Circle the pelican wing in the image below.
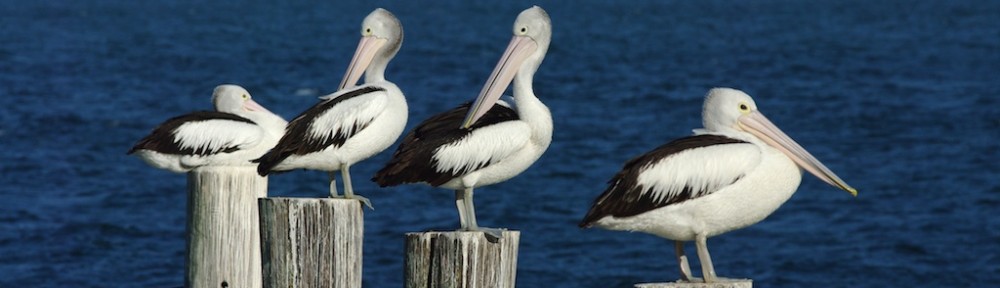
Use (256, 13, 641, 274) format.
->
(310, 86, 389, 148)
(254, 86, 388, 173)
(373, 101, 520, 187)
(433, 120, 530, 175)
(128, 111, 262, 156)
(580, 134, 757, 227)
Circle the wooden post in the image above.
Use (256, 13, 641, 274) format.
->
(186, 166, 265, 288)
(404, 231, 520, 288)
(258, 198, 363, 288)
(635, 279, 752, 288)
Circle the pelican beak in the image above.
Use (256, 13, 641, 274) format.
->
(243, 98, 273, 115)
(461, 35, 537, 129)
(738, 111, 858, 196)
(339, 36, 388, 90)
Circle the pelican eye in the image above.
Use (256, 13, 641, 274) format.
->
(519, 27, 527, 34)
(242, 94, 249, 100)
(738, 103, 750, 113)
(364, 27, 372, 35)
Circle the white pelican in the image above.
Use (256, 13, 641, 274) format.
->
(255, 8, 406, 209)
(129, 84, 287, 172)
(373, 6, 552, 239)
(579, 88, 857, 283)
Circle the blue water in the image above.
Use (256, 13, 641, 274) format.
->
(1, 0, 998, 287)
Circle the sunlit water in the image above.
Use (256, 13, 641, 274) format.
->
(1, 0, 998, 287)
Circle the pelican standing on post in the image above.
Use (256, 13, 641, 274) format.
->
(129, 84, 287, 172)
(373, 6, 552, 239)
(255, 8, 407, 209)
(579, 88, 857, 283)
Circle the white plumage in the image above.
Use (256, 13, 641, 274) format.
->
(580, 88, 856, 283)
(307, 91, 387, 144)
(264, 84, 404, 172)
(592, 141, 798, 241)
(129, 84, 287, 173)
(433, 105, 532, 176)
(255, 9, 406, 208)
(373, 7, 552, 239)
(173, 121, 263, 154)
(635, 144, 760, 207)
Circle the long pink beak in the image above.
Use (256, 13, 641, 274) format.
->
(461, 35, 537, 129)
(243, 98, 273, 115)
(339, 36, 387, 90)
(738, 111, 858, 196)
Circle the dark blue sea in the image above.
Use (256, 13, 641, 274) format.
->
(2, 0, 998, 287)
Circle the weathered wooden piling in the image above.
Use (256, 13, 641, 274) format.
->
(258, 197, 364, 288)
(404, 230, 520, 288)
(635, 279, 752, 288)
(186, 166, 265, 288)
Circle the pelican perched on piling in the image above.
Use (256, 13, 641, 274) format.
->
(373, 6, 552, 239)
(255, 9, 407, 209)
(579, 88, 857, 283)
(129, 84, 287, 172)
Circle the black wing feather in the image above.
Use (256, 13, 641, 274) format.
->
(128, 111, 254, 156)
(255, 86, 385, 175)
(372, 101, 519, 187)
(579, 134, 748, 227)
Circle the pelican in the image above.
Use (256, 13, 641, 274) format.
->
(128, 84, 287, 172)
(579, 88, 857, 283)
(372, 6, 552, 239)
(254, 8, 406, 209)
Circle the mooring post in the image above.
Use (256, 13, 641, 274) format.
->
(635, 279, 752, 288)
(404, 230, 520, 288)
(258, 197, 363, 288)
(186, 166, 265, 288)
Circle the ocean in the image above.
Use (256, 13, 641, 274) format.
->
(1, 0, 997, 287)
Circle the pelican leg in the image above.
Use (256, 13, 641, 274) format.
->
(328, 171, 339, 197)
(340, 164, 372, 209)
(695, 233, 718, 283)
(455, 190, 469, 230)
(463, 188, 479, 230)
(461, 187, 503, 242)
(675, 241, 696, 282)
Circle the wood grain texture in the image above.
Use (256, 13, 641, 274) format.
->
(186, 166, 266, 288)
(405, 231, 519, 288)
(259, 197, 363, 288)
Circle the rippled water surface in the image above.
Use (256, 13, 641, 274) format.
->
(1, 0, 998, 287)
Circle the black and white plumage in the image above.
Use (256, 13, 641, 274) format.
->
(580, 134, 749, 221)
(255, 8, 406, 208)
(579, 88, 857, 283)
(373, 101, 520, 186)
(128, 84, 287, 173)
(373, 6, 552, 239)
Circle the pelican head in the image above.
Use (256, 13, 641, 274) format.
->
(704, 88, 858, 196)
(461, 6, 551, 128)
(212, 84, 272, 115)
(339, 8, 403, 89)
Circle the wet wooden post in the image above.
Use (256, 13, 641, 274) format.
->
(258, 198, 363, 288)
(635, 279, 752, 288)
(404, 230, 520, 288)
(186, 166, 265, 288)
